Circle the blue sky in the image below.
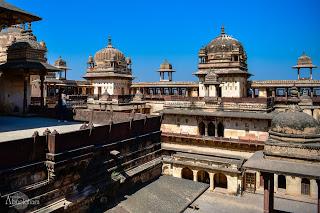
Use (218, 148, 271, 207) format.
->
(8, 0, 320, 82)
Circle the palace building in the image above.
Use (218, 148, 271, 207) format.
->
(0, 0, 319, 212)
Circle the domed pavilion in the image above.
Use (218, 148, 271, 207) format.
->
(194, 26, 251, 98)
(83, 36, 133, 99)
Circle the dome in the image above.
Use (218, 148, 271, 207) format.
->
(271, 107, 320, 135)
(54, 56, 67, 68)
(94, 36, 126, 65)
(293, 52, 317, 69)
(159, 59, 173, 71)
(205, 26, 245, 55)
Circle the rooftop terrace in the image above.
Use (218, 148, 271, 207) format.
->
(0, 116, 83, 142)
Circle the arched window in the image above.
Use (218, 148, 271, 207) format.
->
(217, 122, 224, 137)
(278, 175, 286, 189)
(181, 167, 193, 180)
(197, 170, 210, 184)
(301, 178, 310, 195)
(214, 173, 227, 189)
(198, 122, 205, 136)
(208, 122, 215, 136)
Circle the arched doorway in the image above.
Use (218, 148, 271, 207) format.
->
(278, 175, 286, 189)
(217, 122, 224, 137)
(301, 178, 310, 195)
(181, 167, 193, 180)
(198, 122, 205, 136)
(214, 173, 227, 189)
(208, 122, 215, 136)
(197, 170, 210, 184)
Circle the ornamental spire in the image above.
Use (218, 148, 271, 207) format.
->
(221, 25, 225, 35)
(107, 35, 112, 47)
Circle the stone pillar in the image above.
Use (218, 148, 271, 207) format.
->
(214, 120, 218, 137)
(274, 174, 278, 193)
(40, 74, 45, 109)
(262, 172, 274, 213)
(23, 74, 29, 114)
(256, 172, 261, 190)
(271, 89, 275, 98)
(311, 179, 318, 199)
(209, 172, 214, 191)
(173, 166, 182, 178)
(317, 179, 320, 213)
(205, 123, 208, 136)
(193, 170, 198, 182)
(310, 68, 313, 80)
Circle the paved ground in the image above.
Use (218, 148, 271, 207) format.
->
(106, 176, 209, 213)
(184, 189, 317, 213)
(0, 116, 83, 142)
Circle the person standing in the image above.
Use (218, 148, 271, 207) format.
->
(58, 89, 67, 122)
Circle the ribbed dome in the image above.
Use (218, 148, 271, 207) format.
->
(94, 36, 126, 65)
(160, 59, 172, 70)
(271, 109, 320, 135)
(54, 56, 67, 68)
(206, 26, 244, 54)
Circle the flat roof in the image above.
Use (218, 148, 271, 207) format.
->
(0, 116, 83, 142)
(244, 151, 320, 179)
(105, 176, 208, 213)
(163, 109, 273, 120)
(132, 81, 198, 87)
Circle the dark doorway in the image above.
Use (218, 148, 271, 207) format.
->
(181, 167, 193, 180)
(217, 122, 224, 137)
(208, 122, 215, 136)
(301, 178, 310, 195)
(278, 175, 286, 189)
(199, 122, 205, 136)
(214, 173, 227, 189)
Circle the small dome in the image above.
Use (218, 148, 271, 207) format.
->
(298, 53, 312, 66)
(271, 107, 320, 135)
(205, 26, 245, 55)
(54, 56, 67, 68)
(159, 59, 173, 70)
(94, 36, 126, 65)
(293, 52, 317, 69)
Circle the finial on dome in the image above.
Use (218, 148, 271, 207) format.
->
(221, 25, 225, 35)
(108, 35, 112, 47)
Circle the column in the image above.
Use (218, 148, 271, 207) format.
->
(205, 123, 208, 136)
(317, 179, 320, 213)
(271, 89, 275, 98)
(40, 74, 44, 109)
(262, 172, 274, 213)
(193, 170, 198, 182)
(209, 172, 214, 191)
(310, 68, 313, 80)
(214, 120, 218, 137)
(23, 74, 29, 114)
(298, 68, 300, 80)
(274, 174, 278, 193)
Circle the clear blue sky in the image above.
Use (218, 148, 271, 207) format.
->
(8, 0, 320, 82)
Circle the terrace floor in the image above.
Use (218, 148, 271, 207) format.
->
(0, 116, 83, 142)
(185, 189, 317, 213)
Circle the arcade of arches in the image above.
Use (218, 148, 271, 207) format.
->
(166, 165, 239, 195)
(198, 121, 224, 137)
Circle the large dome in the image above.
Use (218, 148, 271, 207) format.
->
(205, 26, 245, 54)
(271, 107, 320, 135)
(94, 36, 126, 65)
